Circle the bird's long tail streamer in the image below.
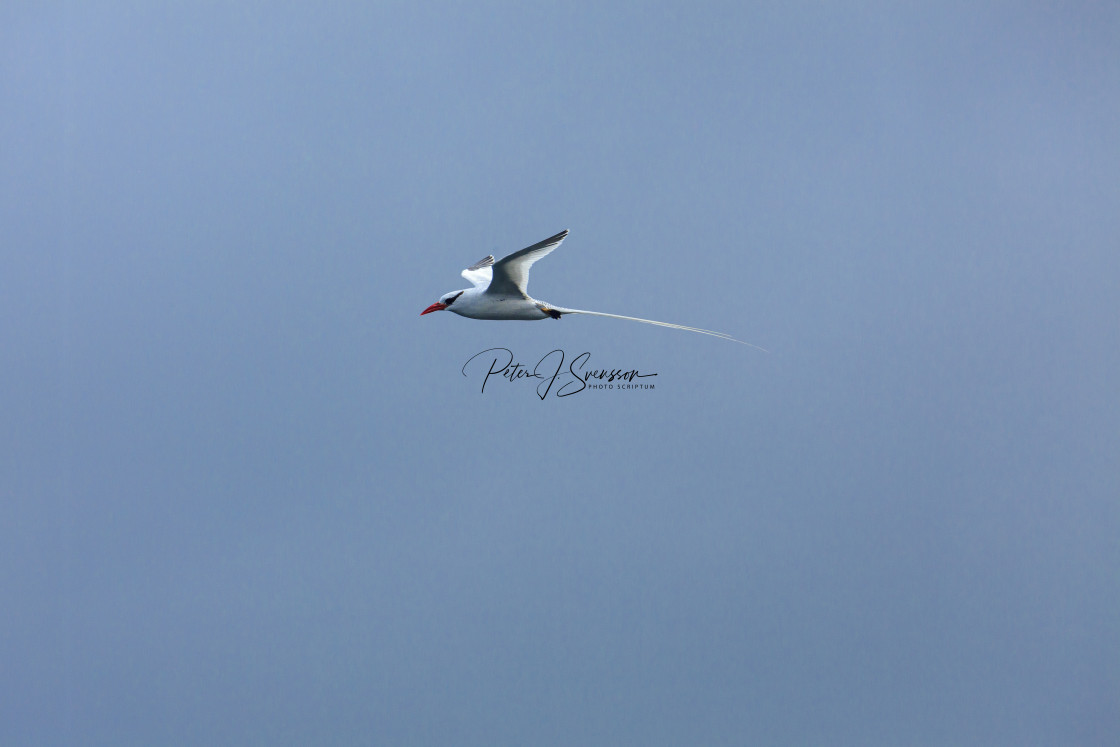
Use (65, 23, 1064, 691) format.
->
(553, 307, 768, 352)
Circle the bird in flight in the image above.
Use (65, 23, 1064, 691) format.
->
(421, 229, 765, 349)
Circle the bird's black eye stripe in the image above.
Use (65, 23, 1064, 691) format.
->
(446, 291, 465, 306)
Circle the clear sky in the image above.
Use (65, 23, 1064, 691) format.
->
(2, 2, 1117, 744)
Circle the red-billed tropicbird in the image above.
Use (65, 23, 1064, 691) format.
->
(421, 229, 765, 348)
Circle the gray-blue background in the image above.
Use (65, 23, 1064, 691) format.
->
(3, 2, 1117, 744)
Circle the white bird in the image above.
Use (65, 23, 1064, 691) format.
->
(421, 229, 765, 349)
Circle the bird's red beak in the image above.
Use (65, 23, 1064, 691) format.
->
(420, 302, 447, 315)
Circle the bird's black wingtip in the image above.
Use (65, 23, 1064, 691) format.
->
(467, 255, 495, 271)
(510, 229, 571, 257)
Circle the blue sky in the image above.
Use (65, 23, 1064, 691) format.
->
(2, 2, 1117, 744)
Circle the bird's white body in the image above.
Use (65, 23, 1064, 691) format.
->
(446, 290, 554, 320)
(421, 229, 764, 349)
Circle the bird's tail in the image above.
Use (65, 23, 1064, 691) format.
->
(552, 307, 768, 351)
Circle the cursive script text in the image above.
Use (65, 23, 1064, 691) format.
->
(461, 348, 657, 399)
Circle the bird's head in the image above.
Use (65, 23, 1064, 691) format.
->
(421, 290, 465, 315)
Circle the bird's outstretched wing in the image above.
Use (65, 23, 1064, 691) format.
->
(461, 256, 494, 289)
(486, 230, 569, 298)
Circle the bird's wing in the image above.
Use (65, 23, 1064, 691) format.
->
(461, 256, 494, 289)
(485, 230, 569, 298)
